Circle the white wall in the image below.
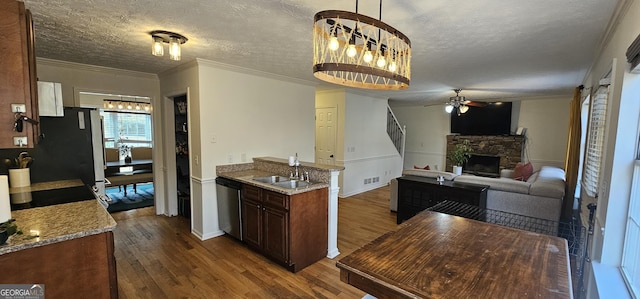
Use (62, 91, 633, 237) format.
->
(342, 92, 402, 197)
(160, 59, 317, 240)
(316, 89, 402, 197)
(392, 104, 450, 171)
(392, 97, 570, 173)
(518, 96, 570, 169)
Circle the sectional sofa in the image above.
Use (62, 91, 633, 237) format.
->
(389, 166, 566, 222)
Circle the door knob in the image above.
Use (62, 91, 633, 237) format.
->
(330, 154, 334, 158)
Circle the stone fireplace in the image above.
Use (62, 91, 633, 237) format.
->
(446, 135, 525, 174)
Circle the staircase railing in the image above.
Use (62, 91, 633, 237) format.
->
(387, 106, 406, 168)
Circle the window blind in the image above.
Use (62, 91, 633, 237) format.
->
(582, 84, 609, 197)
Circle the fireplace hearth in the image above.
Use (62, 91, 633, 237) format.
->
(464, 154, 501, 177)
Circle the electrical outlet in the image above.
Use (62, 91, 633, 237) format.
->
(194, 155, 199, 165)
(13, 137, 27, 147)
(373, 177, 379, 183)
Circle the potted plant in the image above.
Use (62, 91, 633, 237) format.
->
(449, 140, 473, 175)
(119, 144, 132, 163)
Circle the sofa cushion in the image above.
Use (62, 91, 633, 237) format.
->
(402, 169, 458, 180)
(454, 175, 531, 194)
(513, 162, 534, 181)
(528, 166, 565, 198)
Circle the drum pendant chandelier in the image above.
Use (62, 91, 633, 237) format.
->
(313, 0, 411, 90)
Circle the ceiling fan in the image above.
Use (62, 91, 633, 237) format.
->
(445, 89, 485, 115)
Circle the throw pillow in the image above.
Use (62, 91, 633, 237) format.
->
(413, 164, 430, 170)
(513, 162, 533, 181)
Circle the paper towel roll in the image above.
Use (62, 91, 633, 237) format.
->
(0, 175, 11, 223)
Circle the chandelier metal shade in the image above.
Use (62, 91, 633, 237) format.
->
(445, 89, 470, 115)
(150, 30, 188, 61)
(313, 0, 411, 90)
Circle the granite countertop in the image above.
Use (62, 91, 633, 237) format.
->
(218, 169, 329, 195)
(0, 200, 117, 255)
(9, 179, 85, 194)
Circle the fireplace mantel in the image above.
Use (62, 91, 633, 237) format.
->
(446, 135, 525, 172)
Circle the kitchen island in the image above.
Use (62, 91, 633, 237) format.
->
(1, 184, 117, 298)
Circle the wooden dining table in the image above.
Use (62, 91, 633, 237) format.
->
(336, 210, 573, 298)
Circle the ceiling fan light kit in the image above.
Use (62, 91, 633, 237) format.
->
(446, 89, 470, 115)
(313, 0, 411, 90)
(150, 30, 188, 61)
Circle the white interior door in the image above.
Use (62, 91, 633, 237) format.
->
(315, 107, 337, 165)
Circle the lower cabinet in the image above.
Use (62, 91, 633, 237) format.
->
(241, 184, 328, 272)
(0, 232, 117, 298)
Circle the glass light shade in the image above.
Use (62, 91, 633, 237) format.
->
(135, 104, 141, 110)
(459, 105, 469, 113)
(152, 36, 164, 56)
(117, 103, 124, 109)
(363, 50, 373, 63)
(445, 105, 454, 113)
(328, 36, 340, 51)
(127, 103, 133, 110)
(169, 37, 181, 61)
(346, 44, 357, 57)
(144, 105, 150, 112)
(108, 102, 114, 109)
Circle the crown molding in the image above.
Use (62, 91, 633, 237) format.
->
(194, 58, 317, 87)
(36, 57, 159, 80)
(157, 59, 199, 79)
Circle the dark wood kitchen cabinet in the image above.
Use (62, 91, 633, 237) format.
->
(0, 0, 39, 148)
(241, 184, 328, 272)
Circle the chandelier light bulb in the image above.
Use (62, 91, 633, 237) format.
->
(127, 103, 133, 110)
(117, 103, 124, 109)
(388, 60, 397, 72)
(346, 44, 357, 57)
(144, 105, 150, 112)
(169, 36, 181, 61)
(108, 102, 114, 109)
(135, 104, 141, 110)
(151, 36, 164, 56)
(376, 56, 386, 68)
(445, 105, 454, 113)
(328, 36, 340, 51)
(363, 50, 373, 63)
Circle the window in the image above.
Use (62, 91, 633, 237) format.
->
(622, 162, 640, 297)
(582, 83, 609, 197)
(100, 111, 153, 149)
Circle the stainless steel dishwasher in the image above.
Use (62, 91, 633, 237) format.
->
(215, 177, 242, 240)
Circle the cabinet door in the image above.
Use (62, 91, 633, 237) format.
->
(262, 206, 289, 264)
(241, 199, 262, 249)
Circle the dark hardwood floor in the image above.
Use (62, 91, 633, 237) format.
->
(111, 185, 397, 298)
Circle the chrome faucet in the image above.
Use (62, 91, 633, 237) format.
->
(290, 153, 300, 180)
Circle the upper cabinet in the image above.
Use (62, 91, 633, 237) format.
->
(0, 0, 39, 148)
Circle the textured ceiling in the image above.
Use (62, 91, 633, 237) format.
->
(22, 0, 620, 105)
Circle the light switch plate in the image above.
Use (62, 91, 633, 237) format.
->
(13, 136, 28, 146)
(11, 104, 26, 113)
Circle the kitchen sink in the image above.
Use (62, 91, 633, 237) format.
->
(273, 180, 310, 189)
(253, 175, 290, 184)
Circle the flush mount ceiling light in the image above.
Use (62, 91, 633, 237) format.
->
(445, 89, 470, 116)
(313, 0, 411, 90)
(150, 30, 188, 61)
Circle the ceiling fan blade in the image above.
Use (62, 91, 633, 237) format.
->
(464, 101, 486, 107)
